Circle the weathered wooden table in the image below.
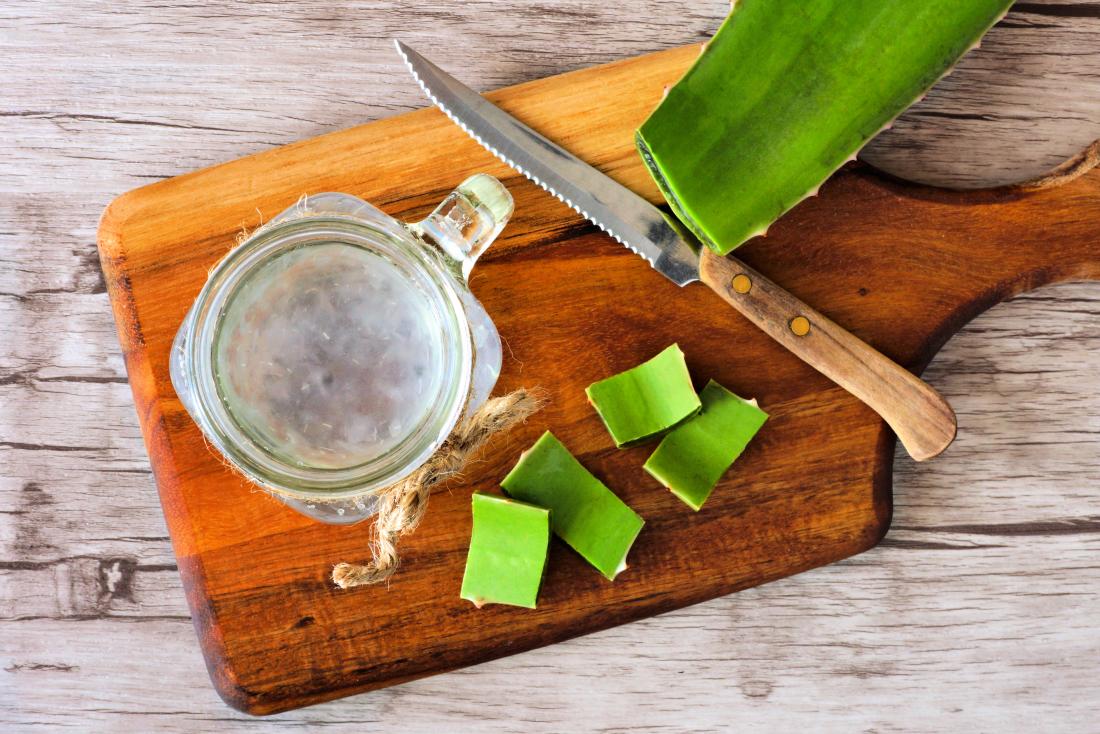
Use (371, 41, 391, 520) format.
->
(3, 2, 1098, 731)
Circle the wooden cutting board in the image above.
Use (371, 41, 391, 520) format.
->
(97, 44, 1100, 714)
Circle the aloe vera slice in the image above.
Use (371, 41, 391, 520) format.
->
(585, 344, 701, 447)
(636, 0, 1013, 254)
(644, 380, 768, 511)
(501, 432, 644, 580)
(460, 492, 550, 609)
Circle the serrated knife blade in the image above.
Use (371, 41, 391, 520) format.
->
(395, 40, 700, 286)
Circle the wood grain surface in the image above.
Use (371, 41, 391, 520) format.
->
(3, 0, 1099, 731)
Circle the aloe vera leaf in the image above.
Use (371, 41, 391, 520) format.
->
(501, 432, 644, 580)
(643, 380, 768, 511)
(460, 492, 550, 609)
(636, 0, 1013, 254)
(585, 343, 701, 447)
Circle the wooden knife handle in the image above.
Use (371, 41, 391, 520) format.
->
(698, 248, 957, 461)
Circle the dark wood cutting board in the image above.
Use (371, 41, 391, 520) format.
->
(97, 44, 1100, 714)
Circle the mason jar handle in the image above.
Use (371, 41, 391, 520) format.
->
(414, 174, 514, 280)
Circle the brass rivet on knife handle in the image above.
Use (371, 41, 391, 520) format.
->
(698, 248, 957, 462)
(731, 274, 752, 294)
(789, 316, 811, 336)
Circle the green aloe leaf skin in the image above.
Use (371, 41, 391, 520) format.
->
(502, 432, 645, 580)
(586, 343, 701, 447)
(644, 380, 768, 511)
(460, 492, 550, 609)
(636, 0, 1014, 254)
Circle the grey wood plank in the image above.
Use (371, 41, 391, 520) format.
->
(2, 1, 1098, 730)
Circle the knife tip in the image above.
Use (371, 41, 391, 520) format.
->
(393, 39, 414, 59)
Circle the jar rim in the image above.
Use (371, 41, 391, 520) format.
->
(181, 212, 473, 499)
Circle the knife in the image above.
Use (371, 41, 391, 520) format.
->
(395, 41, 957, 462)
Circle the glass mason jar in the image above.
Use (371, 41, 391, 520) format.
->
(170, 175, 513, 525)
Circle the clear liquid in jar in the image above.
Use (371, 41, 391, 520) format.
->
(214, 242, 446, 470)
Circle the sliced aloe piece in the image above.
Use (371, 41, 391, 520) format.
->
(636, 0, 1013, 254)
(586, 343, 701, 447)
(644, 380, 768, 511)
(501, 432, 644, 580)
(460, 492, 550, 609)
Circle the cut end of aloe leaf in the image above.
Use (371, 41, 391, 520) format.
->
(586, 343, 701, 447)
(636, 0, 1014, 254)
(460, 492, 550, 609)
(502, 431, 644, 580)
(644, 380, 768, 511)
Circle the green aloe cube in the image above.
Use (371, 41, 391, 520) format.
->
(586, 343, 701, 447)
(644, 380, 768, 511)
(460, 492, 550, 609)
(502, 432, 644, 580)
